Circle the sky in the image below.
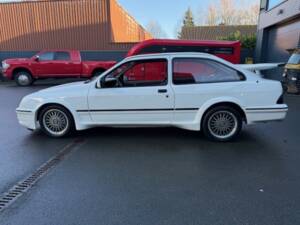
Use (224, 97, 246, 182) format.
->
(118, 0, 259, 38)
(118, 0, 212, 38)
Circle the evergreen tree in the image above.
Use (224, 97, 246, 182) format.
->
(183, 7, 195, 27)
(178, 7, 195, 39)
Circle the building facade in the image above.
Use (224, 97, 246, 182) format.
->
(255, 0, 300, 79)
(0, 0, 152, 61)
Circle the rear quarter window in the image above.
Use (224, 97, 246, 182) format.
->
(173, 58, 244, 85)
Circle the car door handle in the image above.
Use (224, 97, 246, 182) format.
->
(158, 89, 167, 93)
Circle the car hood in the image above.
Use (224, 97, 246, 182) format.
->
(18, 81, 92, 111)
(39, 81, 88, 93)
(4, 58, 31, 64)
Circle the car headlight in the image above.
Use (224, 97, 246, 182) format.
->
(2, 61, 10, 69)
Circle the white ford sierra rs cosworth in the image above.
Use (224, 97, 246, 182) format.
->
(16, 53, 288, 142)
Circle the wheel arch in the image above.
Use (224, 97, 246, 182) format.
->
(197, 99, 247, 129)
(12, 67, 33, 79)
(36, 103, 76, 128)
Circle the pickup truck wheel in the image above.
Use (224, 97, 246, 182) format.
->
(202, 106, 242, 142)
(92, 70, 105, 77)
(39, 105, 74, 138)
(15, 71, 33, 86)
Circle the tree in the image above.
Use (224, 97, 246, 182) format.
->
(202, 0, 259, 26)
(145, 20, 168, 38)
(219, 0, 236, 25)
(178, 7, 195, 38)
(218, 30, 257, 49)
(206, 5, 218, 26)
(183, 7, 195, 27)
(235, 4, 259, 25)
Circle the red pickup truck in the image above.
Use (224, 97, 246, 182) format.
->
(1, 50, 116, 86)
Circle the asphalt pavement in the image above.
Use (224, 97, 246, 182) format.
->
(0, 81, 300, 225)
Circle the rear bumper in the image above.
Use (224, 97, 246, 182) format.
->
(245, 105, 288, 124)
(16, 109, 37, 130)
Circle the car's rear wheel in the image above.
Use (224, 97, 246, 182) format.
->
(39, 105, 74, 138)
(202, 106, 242, 142)
(15, 71, 33, 86)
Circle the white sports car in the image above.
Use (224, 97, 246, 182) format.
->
(16, 53, 288, 141)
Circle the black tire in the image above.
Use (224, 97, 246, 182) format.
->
(14, 71, 33, 86)
(202, 106, 242, 142)
(39, 105, 75, 138)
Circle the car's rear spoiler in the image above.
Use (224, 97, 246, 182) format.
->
(237, 63, 286, 75)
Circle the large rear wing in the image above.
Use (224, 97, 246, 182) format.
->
(237, 63, 286, 75)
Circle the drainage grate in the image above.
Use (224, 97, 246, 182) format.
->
(0, 138, 84, 212)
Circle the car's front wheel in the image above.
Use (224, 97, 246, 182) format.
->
(202, 106, 242, 142)
(15, 71, 33, 86)
(39, 105, 74, 138)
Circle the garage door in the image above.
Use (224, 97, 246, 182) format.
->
(265, 18, 300, 79)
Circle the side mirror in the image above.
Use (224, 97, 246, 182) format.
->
(104, 77, 117, 88)
(99, 77, 117, 88)
(34, 55, 40, 62)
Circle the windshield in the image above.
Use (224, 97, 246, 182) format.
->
(288, 53, 300, 64)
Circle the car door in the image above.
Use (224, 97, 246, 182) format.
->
(32, 51, 56, 76)
(53, 51, 81, 76)
(87, 58, 174, 125)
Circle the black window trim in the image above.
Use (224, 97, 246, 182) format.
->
(99, 58, 169, 89)
(171, 57, 246, 85)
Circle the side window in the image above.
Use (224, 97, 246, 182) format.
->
(39, 52, 54, 61)
(173, 58, 244, 85)
(54, 52, 71, 60)
(103, 59, 167, 88)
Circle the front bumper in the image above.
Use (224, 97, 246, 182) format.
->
(0, 67, 5, 81)
(0, 67, 13, 80)
(16, 109, 37, 130)
(245, 105, 288, 124)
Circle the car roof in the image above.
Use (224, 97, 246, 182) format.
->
(125, 52, 219, 61)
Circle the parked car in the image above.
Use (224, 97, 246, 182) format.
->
(283, 49, 300, 94)
(127, 39, 241, 64)
(16, 53, 288, 142)
(1, 50, 116, 86)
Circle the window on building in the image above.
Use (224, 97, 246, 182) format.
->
(54, 52, 71, 61)
(173, 58, 244, 85)
(267, 0, 285, 10)
(104, 59, 167, 87)
(39, 52, 55, 61)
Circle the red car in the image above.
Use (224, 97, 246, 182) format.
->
(1, 50, 116, 86)
(127, 39, 241, 64)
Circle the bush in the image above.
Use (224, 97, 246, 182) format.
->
(218, 30, 257, 50)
